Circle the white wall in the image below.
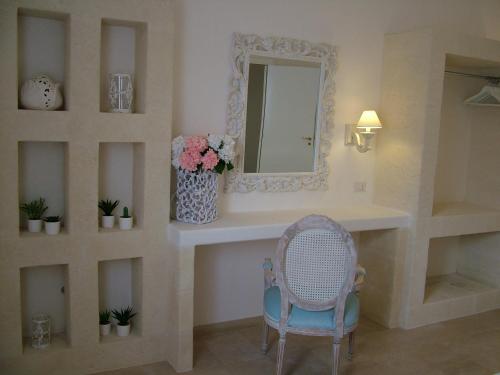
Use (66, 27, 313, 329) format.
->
(174, 0, 500, 213)
(19, 142, 66, 227)
(21, 265, 67, 336)
(174, 0, 500, 325)
(99, 143, 135, 218)
(102, 25, 135, 75)
(18, 15, 65, 86)
(99, 259, 133, 312)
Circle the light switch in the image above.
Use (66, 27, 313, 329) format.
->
(353, 181, 367, 192)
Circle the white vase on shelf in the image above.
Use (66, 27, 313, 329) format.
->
(108, 73, 133, 113)
(20, 74, 63, 110)
(119, 217, 133, 230)
(116, 324, 130, 337)
(99, 323, 111, 336)
(45, 221, 61, 235)
(28, 219, 43, 233)
(32, 314, 51, 349)
(101, 215, 115, 229)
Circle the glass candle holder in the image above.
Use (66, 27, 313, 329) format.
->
(108, 73, 134, 113)
(32, 314, 51, 349)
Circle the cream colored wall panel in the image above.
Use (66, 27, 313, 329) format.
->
(376, 29, 500, 329)
(0, 0, 173, 373)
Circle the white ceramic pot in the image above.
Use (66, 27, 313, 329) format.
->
(45, 221, 61, 235)
(20, 74, 63, 110)
(116, 324, 130, 337)
(102, 215, 115, 229)
(28, 219, 43, 233)
(99, 323, 111, 336)
(119, 217, 133, 230)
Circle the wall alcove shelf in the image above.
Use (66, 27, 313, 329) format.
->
(18, 141, 68, 235)
(100, 19, 147, 114)
(98, 258, 143, 342)
(376, 30, 500, 329)
(445, 70, 500, 106)
(425, 233, 500, 304)
(0, 1, 173, 374)
(20, 264, 70, 352)
(17, 8, 69, 111)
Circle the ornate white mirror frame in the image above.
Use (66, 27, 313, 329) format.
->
(225, 33, 336, 193)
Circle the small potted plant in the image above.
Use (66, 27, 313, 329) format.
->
(99, 309, 111, 336)
(98, 199, 119, 229)
(20, 197, 48, 233)
(119, 207, 133, 230)
(44, 216, 61, 235)
(112, 306, 136, 337)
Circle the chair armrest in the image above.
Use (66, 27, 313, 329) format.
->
(353, 265, 366, 293)
(263, 258, 275, 290)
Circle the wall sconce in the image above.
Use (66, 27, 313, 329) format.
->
(345, 110, 382, 153)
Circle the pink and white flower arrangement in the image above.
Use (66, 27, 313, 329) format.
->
(172, 135, 235, 174)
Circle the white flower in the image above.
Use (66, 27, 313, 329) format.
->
(219, 143, 235, 163)
(223, 135, 235, 149)
(208, 134, 223, 150)
(218, 135, 235, 163)
(171, 135, 185, 168)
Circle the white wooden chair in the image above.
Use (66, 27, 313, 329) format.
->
(261, 215, 365, 375)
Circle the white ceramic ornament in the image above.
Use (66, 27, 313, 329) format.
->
(20, 74, 63, 110)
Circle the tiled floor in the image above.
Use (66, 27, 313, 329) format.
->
(96, 310, 500, 375)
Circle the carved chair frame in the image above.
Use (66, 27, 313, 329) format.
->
(269, 214, 358, 337)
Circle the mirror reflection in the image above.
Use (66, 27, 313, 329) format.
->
(243, 56, 321, 173)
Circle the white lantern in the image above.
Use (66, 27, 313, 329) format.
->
(31, 314, 51, 349)
(108, 73, 134, 113)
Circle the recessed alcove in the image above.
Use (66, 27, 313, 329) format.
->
(424, 232, 500, 304)
(432, 54, 500, 217)
(100, 19, 147, 114)
(17, 9, 69, 110)
(98, 142, 144, 231)
(98, 258, 142, 341)
(20, 264, 70, 352)
(18, 141, 68, 234)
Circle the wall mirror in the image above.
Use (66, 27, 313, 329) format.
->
(225, 33, 336, 192)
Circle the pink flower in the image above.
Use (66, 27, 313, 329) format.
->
(201, 149, 219, 171)
(185, 136, 208, 153)
(179, 149, 201, 172)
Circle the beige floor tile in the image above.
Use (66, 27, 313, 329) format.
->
(95, 312, 500, 375)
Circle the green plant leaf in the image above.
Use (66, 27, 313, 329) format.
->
(98, 199, 120, 216)
(214, 160, 225, 174)
(20, 197, 48, 220)
(111, 306, 136, 325)
(99, 309, 111, 324)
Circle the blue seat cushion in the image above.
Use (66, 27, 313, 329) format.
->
(264, 286, 359, 330)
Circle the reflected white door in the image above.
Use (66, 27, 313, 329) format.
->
(258, 65, 320, 173)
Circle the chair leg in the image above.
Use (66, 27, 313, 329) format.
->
(276, 332, 286, 375)
(348, 331, 355, 360)
(332, 337, 341, 375)
(261, 320, 270, 353)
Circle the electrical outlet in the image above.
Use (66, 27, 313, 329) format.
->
(353, 181, 367, 192)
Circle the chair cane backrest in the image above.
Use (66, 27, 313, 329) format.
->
(275, 215, 357, 311)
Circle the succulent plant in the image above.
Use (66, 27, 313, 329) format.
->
(44, 216, 61, 222)
(121, 206, 131, 218)
(20, 197, 48, 220)
(98, 199, 120, 216)
(111, 306, 136, 326)
(99, 309, 111, 325)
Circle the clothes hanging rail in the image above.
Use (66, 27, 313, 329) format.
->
(445, 70, 500, 84)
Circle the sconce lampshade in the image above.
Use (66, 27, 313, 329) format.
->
(356, 110, 382, 132)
